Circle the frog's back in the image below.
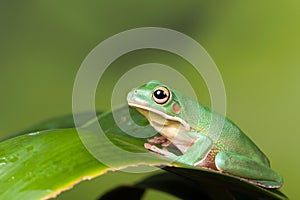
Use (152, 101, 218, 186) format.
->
(194, 104, 270, 167)
(217, 118, 270, 166)
(177, 93, 270, 166)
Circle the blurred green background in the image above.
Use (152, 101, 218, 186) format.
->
(0, 1, 299, 199)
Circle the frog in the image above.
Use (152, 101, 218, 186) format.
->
(127, 80, 283, 188)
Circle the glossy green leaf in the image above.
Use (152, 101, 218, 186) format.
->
(0, 106, 287, 199)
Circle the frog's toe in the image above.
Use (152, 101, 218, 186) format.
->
(144, 143, 175, 157)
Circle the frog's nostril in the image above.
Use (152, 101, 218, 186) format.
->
(134, 90, 138, 94)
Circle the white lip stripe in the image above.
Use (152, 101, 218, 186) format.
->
(128, 102, 190, 131)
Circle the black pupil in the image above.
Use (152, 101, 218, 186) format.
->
(154, 89, 167, 99)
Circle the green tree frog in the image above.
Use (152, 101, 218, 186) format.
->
(127, 80, 283, 188)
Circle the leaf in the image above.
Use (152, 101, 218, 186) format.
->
(0, 107, 172, 199)
(0, 106, 288, 199)
(98, 185, 145, 200)
(162, 167, 288, 200)
(100, 169, 287, 200)
(8, 111, 103, 138)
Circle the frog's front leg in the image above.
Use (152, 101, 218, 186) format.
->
(144, 143, 177, 157)
(215, 152, 283, 188)
(145, 132, 213, 166)
(147, 136, 171, 147)
(175, 132, 213, 165)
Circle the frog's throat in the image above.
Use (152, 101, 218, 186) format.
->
(128, 102, 190, 131)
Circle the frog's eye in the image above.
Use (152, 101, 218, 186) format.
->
(152, 86, 171, 104)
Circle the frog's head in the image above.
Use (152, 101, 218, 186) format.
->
(127, 80, 190, 132)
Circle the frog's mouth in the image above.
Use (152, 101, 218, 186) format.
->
(128, 102, 190, 131)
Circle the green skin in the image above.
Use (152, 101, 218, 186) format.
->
(127, 80, 283, 188)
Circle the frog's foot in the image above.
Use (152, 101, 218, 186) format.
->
(148, 136, 171, 147)
(144, 143, 177, 157)
(215, 152, 283, 188)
